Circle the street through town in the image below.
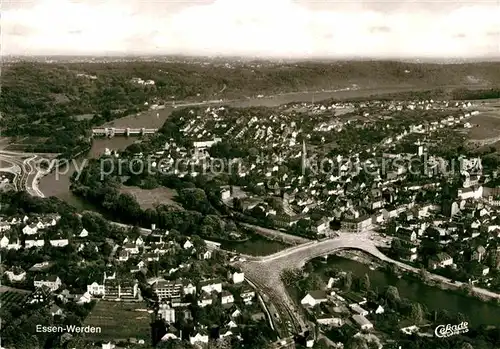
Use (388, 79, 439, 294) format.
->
(235, 229, 500, 336)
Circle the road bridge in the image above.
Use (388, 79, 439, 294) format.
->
(92, 127, 158, 137)
(234, 230, 500, 336)
(233, 232, 377, 335)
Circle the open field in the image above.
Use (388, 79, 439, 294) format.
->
(83, 300, 152, 342)
(3, 136, 51, 152)
(119, 185, 182, 210)
(468, 112, 500, 140)
(467, 100, 500, 144)
(0, 287, 30, 312)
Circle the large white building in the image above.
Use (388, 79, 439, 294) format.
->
(300, 291, 328, 307)
(34, 275, 61, 291)
(200, 280, 222, 294)
(25, 239, 45, 248)
(87, 282, 106, 296)
(154, 280, 183, 300)
(230, 271, 245, 284)
(193, 137, 222, 149)
(158, 304, 176, 324)
(190, 331, 209, 345)
(352, 314, 373, 330)
(457, 186, 483, 200)
(50, 239, 69, 247)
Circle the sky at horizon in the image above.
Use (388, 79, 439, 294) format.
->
(2, 0, 500, 58)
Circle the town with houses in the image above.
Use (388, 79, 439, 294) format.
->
(0, 209, 275, 348)
(2, 1, 500, 344)
(2, 93, 500, 349)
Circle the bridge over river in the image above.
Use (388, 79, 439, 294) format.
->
(92, 127, 158, 137)
(233, 230, 500, 337)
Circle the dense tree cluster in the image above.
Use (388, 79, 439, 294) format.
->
(6, 60, 500, 118)
(451, 88, 500, 100)
(71, 155, 242, 240)
(0, 191, 76, 216)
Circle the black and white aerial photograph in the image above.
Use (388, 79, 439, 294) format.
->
(0, 1, 500, 349)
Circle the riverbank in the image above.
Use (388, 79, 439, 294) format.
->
(221, 233, 290, 256)
(199, 234, 249, 244)
(334, 249, 383, 268)
(309, 254, 500, 326)
(330, 250, 500, 305)
(240, 223, 310, 245)
(31, 168, 45, 198)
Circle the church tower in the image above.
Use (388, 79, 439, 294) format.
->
(301, 139, 307, 173)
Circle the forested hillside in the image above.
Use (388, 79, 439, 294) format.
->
(1, 60, 499, 154)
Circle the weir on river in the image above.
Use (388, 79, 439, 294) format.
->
(91, 127, 158, 137)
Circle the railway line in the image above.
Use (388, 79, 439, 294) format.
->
(246, 273, 304, 337)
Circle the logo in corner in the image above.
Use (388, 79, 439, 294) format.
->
(435, 322, 469, 338)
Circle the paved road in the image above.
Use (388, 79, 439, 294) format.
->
(235, 230, 500, 335)
(240, 223, 311, 245)
(245, 277, 277, 333)
(23, 156, 45, 197)
(0, 153, 25, 191)
(235, 231, 376, 333)
(1, 151, 52, 195)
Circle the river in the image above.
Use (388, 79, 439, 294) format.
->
(323, 255, 500, 326)
(38, 137, 137, 209)
(221, 234, 289, 256)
